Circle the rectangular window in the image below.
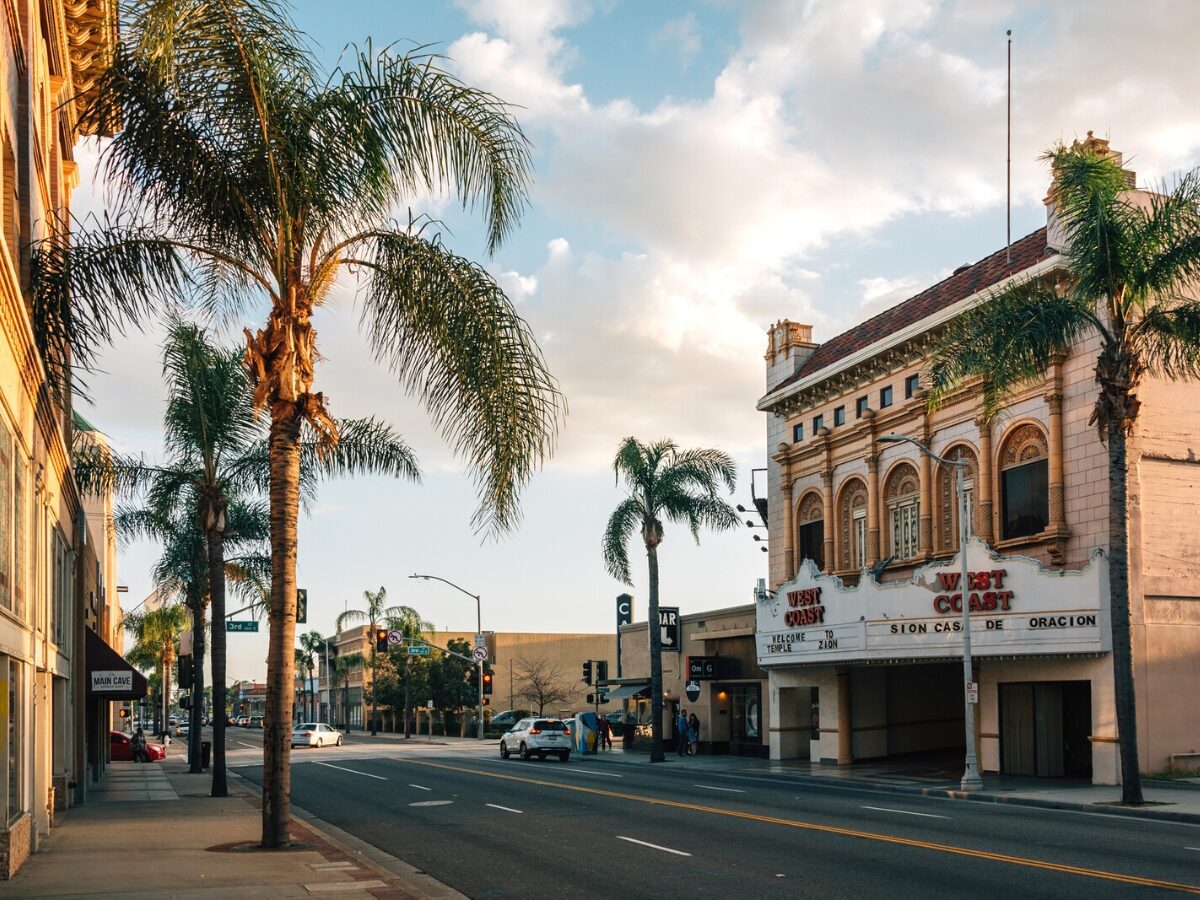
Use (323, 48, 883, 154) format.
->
(13, 458, 24, 618)
(853, 510, 867, 568)
(890, 500, 920, 559)
(856, 396, 869, 418)
(792, 423, 803, 443)
(798, 520, 824, 570)
(833, 406, 845, 427)
(879, 386, 893, 408)
(0, 423, 10, 610)
(812, 414, 824, 433)
(905, 374, 920, 399)
(1002, 460, 1048, 539)
(7, 658, 20, 822)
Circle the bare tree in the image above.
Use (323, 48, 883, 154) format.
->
(514, 657, 573, 715)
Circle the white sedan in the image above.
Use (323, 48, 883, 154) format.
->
(291, 722, 344, 748)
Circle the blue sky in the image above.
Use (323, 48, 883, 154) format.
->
(79, 0, 1200, 681)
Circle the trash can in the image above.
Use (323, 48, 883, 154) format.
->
(201, 741, 212, 770)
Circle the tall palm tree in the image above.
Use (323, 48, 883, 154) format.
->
(41, 0, 562, 846)
(297, 631, 326, 722)
(602, 438, 740, 762)
(928, 139, 1200, 804)
(336, 587, 422, 736)
(77, 320, 418, 795)
(125, 604, 191, 738)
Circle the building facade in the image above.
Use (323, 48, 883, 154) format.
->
(756, 136, 1200, 784)
(0, 0, 117, 877)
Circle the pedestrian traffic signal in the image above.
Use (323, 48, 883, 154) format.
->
(296, 588, 308, 624)
(596, 660, 608, 682)
(375, 628, 388, 653)
(586, 693, 594, 704)
(482, 672, 494, 694)
(582, 661, 592, 685)
(482, 697, 490, 706)
(119, 708, 129, 719)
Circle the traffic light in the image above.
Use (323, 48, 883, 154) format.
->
(296, 588, 308, 624)
(482, 697, 490, 706)
(596, 660, 608, 682)
(482, 672, 494, 695)
(178, 655, 194, 689)
(582, 660, 592, 685)
(375, 628, 388, 653)
(586, 693, 595, 704)
(118, 708, 129, 719)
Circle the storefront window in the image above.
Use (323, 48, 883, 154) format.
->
(7, 658, 20, 822)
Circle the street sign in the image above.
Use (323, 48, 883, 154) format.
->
(407, 645, 431, 656)
(688, 656, 718, 680)
(685, 680, 701, 702)
(966, 681, 979, 704)
(226, 621, 258, 633)
(471, 646, 488, 661)
(659, 607, 680, 651)
(387, 630, 404, 646)
(474, 633, 486, 648)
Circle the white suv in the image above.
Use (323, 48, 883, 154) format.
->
(499, 718, 571, 762)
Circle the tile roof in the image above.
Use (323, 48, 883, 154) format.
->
(770, 227, 1056, 395)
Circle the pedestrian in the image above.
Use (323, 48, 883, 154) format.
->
(599, 715, 612, 750)
(676, 708, 688, 757)
(688, 712, 699, 756)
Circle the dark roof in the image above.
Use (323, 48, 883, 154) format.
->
(769, 227, 1056, 396)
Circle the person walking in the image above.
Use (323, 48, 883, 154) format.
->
(687, 712, 700, 756)
(132, 727, 148, 764)
(599, 715, 612, 750)
(676, 709, 689, 757)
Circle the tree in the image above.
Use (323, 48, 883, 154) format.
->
(602, 438, 740, 762)
(125, 604, 190, 738)
(43, 0, 563, 846)
(513, 657, 572, 715)
(432, 639, 476, 735)
(336, 588, 424, 736)
(385, 606, 435, 738)
(297, 631, 326, 721)
(928, 138, 1200, 804)
(333, 651, 365, 731)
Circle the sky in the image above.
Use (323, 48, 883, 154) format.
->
(77, 0, 1200, 683)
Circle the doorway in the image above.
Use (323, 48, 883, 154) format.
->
(728, 684, 764, 757)
(999, 680, 1092, 778)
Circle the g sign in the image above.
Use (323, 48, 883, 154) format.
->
(688, 656, 717, 680)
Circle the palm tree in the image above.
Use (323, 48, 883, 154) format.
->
(602, 438, 740, 762)
(336, 587, 423, 736)
(297, 631, 326, 722)
(125, 604, 190, 738)
(928, 139, 1200, 804)
(41, 0, 562, 847)
(384, 606, 435, 738)
(76, 320, 418, 796)
(334, 651, 365, 731)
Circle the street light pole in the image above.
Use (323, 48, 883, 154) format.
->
(409, 573, 485, 740)
(878, 433, 982, 792)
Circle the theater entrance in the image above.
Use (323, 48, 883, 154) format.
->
(999, 680, 1092, 778)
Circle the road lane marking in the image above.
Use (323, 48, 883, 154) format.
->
(549, 767, 622, 778)
(617, 836, 692, 856)
(695, 784, 745, 794)
(409, 784, 432, 791)
(314, 762, 387, 780)
(398, 759, 1200, 895)
(487, 803, 524, 813)
(1187, 847, 1200, 851)
(236, 741, 257, 748)
(410, 800, 453, 807)
(862, 806, 950, 820)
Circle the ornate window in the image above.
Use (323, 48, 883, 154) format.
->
(937, 445, 979, 552)
(837, 479, 868, 570)
(1000, 425, 1048, 540)
(796, 492, 824, 570)
(885, 463, 920, 560)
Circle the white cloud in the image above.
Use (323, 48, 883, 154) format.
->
(655, 13, 702, 69)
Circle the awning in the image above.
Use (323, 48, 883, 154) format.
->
(85, 628, 148, 700)
(604, 682, 651, 701)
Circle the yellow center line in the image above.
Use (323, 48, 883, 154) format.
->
(399, 758, 1200, 894)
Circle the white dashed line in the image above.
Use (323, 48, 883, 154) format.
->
(617, 835, 691, 856)
(314, 762, 386, 780)
(409, 784, 432, 791)
(694, 784, 745, 793)
(410, 800, 453, 807)
(552, 768, 623, 778)
(486, 803, 524, 813)
(861, 806, 949, 819)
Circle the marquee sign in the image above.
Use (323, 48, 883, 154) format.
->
(756, 538, 1109, 666)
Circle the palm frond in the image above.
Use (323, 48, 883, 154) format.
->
(302, 417, 420, 483)
(1133, 299, 1200, 382)
(602, 497, 643, 585)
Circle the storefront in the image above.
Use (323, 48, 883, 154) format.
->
(84, 628, 148, 783)
(758, 540, 1117, 781)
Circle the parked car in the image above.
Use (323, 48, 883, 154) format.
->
(236, 716, 250, 727)
(291, 723, 343, 748)
(249, 716, 264, 729)
(110, 730, 166, 762)
(499, 718, 571, 762)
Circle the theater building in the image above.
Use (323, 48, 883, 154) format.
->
(756, 136, 1200, 784)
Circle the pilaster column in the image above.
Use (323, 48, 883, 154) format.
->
(782, 470, 796, 582)
(976, 417, 994, 544)
(821, 467, 835, 575)
(918, 419, 933, 559)
(1046, 358, 1066, 533)
(836, 667, 853, 765)
(866, 452, 881, 567)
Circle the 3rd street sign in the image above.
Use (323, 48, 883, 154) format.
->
(226, 620, 259, 633)
(407, 645, 431, 656)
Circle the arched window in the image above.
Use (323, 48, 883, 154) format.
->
(837, 479, 868, 570)
(884, 463, 921, 560)
(1000, 424, 1049, 540)
(937, 445, 979, 551)
(796, 492, 824, 570)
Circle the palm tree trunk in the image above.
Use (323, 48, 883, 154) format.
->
(188, 584, 205, 774)
(208, 523, 230, 797)
(1107, 418, 1144, 803)
(163, 650, 173, 745)
(647, 544, 665, 762)
(370, 643, 379, 736)
(262, 411, 302, 848)
(404, 656, 411, 739)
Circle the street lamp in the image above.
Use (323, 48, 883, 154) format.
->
(408, 573, 485, 740)
(877, 433, 983, 792)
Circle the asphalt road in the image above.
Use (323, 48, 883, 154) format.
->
(226, 731, 1200, 898)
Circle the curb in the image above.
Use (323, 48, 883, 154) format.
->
(226, 769, 465, 899)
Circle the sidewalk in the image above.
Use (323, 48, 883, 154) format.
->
(576, 744, 1200, 823)
(1, 755, 460, 899)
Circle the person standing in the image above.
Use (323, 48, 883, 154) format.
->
(688, 712, 699, 756)
(599, 715, 612, 750)
(676, 709, 688, 757)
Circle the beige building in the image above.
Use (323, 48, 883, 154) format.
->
(756, 135, 1200, 783)
(0, 0, 120, 879)
(319, 625, 615, 728)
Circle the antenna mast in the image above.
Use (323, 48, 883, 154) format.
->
(1006, 29, 1012, 265)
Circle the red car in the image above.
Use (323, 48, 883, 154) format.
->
(110, 730, 166, 762)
